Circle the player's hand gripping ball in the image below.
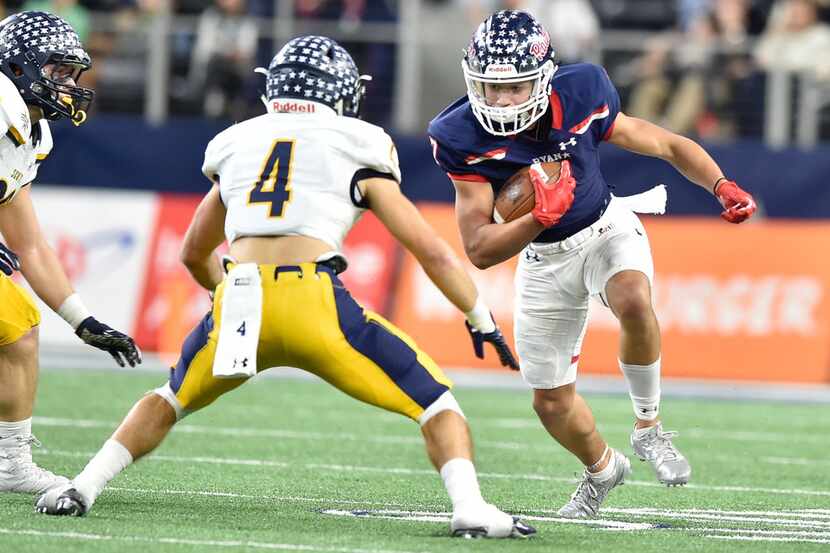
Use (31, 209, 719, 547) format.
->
(493, 160, 576, 228)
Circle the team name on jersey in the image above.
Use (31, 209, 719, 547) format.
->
(532, 152, 571, 164)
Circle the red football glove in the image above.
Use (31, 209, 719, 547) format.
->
(714, 179, 756, 224)
(530, 160, 576, 228)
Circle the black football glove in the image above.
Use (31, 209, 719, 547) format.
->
(76, 317, 142, 367)
(465, 321, 519, 370)
(0, 241, 20, 276)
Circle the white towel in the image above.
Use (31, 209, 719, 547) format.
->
(614, 184, 668, 215)
(212, 263, 262, 379)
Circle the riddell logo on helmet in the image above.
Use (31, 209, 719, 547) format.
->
(271, 100, 316, 113)
(486, 64, 517, 75)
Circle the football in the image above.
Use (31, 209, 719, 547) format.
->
(493, 161, 562, 223)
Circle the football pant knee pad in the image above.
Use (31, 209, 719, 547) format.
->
(418, 391, 465, 427)
(152, 383, 185, 421)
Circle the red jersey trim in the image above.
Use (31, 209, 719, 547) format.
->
(569, 104, 610, 135)
(448, 172, 490, 183)
(602, 119, 616, 141)
(550, 90, 564, 130)
(465, 147, 508, 165)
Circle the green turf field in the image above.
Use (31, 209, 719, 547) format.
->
(1, 369, 828, 552)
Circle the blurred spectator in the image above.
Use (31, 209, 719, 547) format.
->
(188, 0, 258, 119)
(755, 0, 830, 76)
(460, 0, 528, 26)
(459, 1, 599, 63)
(543, 0, 600, 63)
(625, 14, 717, 135)
(294, 1, 397, 126)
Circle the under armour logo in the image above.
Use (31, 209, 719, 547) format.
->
(524, 249, 541, 263)
(559, 137, 577, 151)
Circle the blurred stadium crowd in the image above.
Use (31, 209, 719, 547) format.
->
(0, 0, 828, 142)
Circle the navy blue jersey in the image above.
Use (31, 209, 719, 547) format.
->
(428, 63, 621, 242)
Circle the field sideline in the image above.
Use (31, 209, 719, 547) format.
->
(1, 368, 828, 552)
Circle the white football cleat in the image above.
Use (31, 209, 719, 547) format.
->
(451, 502, 537, 538)
(0, 434, 69, 494)
(557, 449, 631, 518)
(631, 422, 692, 486)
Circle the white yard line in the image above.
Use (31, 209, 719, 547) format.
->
(39, 449, 830, 498)
(706, 534, 830, 544)
(0, 528, 430, 553)
(321, 509, 655, 531)
(32, 416, 546, 452)
(597, 508, 830, 529)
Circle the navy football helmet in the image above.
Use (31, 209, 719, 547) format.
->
(463, 10, 558, 136)
(256, 35, 370, 118)
(0, 11, 93, 125)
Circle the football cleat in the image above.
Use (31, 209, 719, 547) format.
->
(557, 449, 631, 518)
(0, 434, 69, 494)
(35, 486, 88, 516)
(451, 502, 537, 539)
(631, 422, 691, 486)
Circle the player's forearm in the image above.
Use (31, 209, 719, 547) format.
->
(17, 238, 76, 312)
(462, 213, 543, 269)
(182, 253, 223, 291)
(664, 135, 725, 194)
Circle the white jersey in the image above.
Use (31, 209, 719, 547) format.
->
(202, 103, 401, 248)
(0, 73, 53, 206)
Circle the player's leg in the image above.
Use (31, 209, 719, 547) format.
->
(292, 266, 534, 538)
(0, 276, 68, 494)
(514, 244, 630, 518)
(589, 203, 690, 486)
(37, 305, 250, 516)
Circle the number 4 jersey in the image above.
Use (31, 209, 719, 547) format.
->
(201, 101, 401, 248)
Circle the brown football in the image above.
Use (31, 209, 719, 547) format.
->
(493, 161, 562, 223)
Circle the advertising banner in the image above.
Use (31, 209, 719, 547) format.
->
(18, 186, 157, 347)
(391, 205, 830, 383)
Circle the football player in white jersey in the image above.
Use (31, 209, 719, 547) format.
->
(36, 36, 535, 539)
(0, 11, 142, 495)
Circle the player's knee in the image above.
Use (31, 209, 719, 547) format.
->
(606, 273, 653, 323)
(0, 325, 39, 360)
(532, 385, 575, 420)
(418, 391, 465, 427)
(533, 384, 574, 418)
(151, 383, 184, 422)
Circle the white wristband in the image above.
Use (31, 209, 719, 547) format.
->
(57, 293, 92, 330)
(464, 297, 496, 333)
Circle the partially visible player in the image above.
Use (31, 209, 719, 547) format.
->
(0, 11, 142, 495)
(428, 10, 756, 517)
(36, 35, 534, 539)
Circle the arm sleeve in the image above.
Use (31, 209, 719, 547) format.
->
(428, 135, 486, 183)
(351, 129, 401, 183)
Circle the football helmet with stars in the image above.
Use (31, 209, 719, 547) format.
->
(256, 35, 370, 118)
(462, 10, 558, 136)
(0, 11, 93, 125)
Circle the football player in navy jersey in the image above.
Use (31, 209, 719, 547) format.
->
(429, 10, 756, 518)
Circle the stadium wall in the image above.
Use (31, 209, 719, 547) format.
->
(21, 187, 830, 384)
(39, 116, 830, 218)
